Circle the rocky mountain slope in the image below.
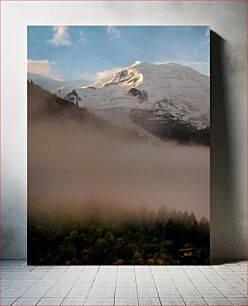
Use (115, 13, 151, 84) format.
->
(30, 61, 210, 145)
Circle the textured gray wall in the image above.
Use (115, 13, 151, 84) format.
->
(1, 1, 247, 261)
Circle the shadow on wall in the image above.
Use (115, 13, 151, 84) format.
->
(210, 31, 244, 264)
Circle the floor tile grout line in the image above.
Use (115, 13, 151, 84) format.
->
(34, 295, 43, 306)
(2, 261, 247, 306)
(237, 261, 247, 268)
(182, 265, 206, 303)
(206, 268, 247, 295)
(11, 274, 43, 301)
(8, 296, 19, 306)
(233, 270, 247, 282)
(20, 280, 49, 296)
(190, 288, 231, 306)
(195, 266, 228, 300)
(134, 266, 139, 306)
(149, 265, 162, 306)
(18, 266, 84, 304)
(19, 274, 59, 299)
(113, 265, 118, 305)
(84, 266, 100, 305)
(211, 267, 247, 298)
(61, 265, 86, 304)
(166, 266, 186, 305)
(226, 296, 247, 306)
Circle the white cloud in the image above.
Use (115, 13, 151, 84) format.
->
(27, 59, 59, 79)
(200, 28, 210, 47)
(78, 31, 87, 42)
(47, 26, 71, 47)
(95, 66, 122, 80)
(81, 67, 123, 84)
(106, 26, 120, 40)
(79, 30, 87, 43)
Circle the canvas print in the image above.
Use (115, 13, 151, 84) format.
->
(27, 26, 210, 265)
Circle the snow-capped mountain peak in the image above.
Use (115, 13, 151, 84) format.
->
(54, 61, 210, 142)
(91, 62, 144, 89)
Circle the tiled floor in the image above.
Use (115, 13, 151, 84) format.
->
(1, 260, 247, 306)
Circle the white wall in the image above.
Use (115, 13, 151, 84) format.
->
(1, 1, 247, 261)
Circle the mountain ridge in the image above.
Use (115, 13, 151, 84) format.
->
(28, 61, 210, 145)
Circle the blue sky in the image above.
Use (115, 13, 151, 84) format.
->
(27, 26, 210, 81)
